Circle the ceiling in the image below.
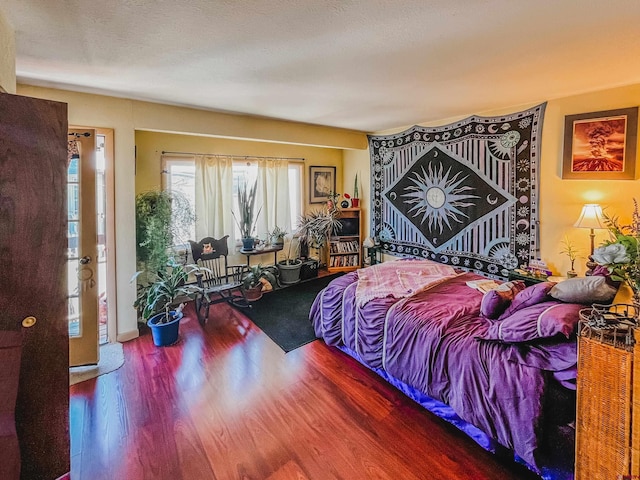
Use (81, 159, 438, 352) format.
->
(3, 0, 640, 133)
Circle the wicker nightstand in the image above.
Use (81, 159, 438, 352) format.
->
(576, 297, 640, 480)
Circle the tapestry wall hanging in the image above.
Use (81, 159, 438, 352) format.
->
(368, 103, 546, 279)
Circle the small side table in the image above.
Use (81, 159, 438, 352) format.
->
(364, 245, 382, 266)
(240, 245, 283, 267)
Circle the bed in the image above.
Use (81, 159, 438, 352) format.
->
(310, 259, 619, 480)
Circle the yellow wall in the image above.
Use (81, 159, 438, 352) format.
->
(135, 130, 344, 265)
(17, 84, 367, 341)
(0, 9, 15, 93)
(346, 85, 640, 276)
(135, 130, 343, 200)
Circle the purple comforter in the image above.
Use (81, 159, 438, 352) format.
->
(310, 270, 577, 471)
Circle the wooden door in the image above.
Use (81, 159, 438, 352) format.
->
(0, 92, 69, 479)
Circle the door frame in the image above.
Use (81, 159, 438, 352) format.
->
(68, 127, 117, 366)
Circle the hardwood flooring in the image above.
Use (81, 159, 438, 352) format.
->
(69, 292, 541, 480)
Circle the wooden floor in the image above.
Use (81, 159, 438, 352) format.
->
(69, 290, 541, 480)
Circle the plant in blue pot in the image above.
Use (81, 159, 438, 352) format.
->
(133, 259, 203, 346)
(233, 179, 262, 251)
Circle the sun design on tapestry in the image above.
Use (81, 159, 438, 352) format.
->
(402, 162, 478, 234)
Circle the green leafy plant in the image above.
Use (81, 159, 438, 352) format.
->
(282, 234, 301, 263)
(296, 208, 342, 251)
(559, 236, 580, 272)
(242, 264, 279, 290)
(353, 173, 359, 199)
(232, 179, 261, 239)
(135, 189, 195, 279)
(132, 259, 203, 323)
(593, 200, 640, 294)
(268, 226, 287, 245)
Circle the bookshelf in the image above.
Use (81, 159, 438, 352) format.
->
(327, 208, 362, 272)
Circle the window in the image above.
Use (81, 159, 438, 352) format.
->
(163, 156, 303, 241)
(163, 158, 197, 242)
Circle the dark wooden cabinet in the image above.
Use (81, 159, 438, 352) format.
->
(0, 92, 69, 479)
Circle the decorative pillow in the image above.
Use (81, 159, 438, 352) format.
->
(481, 301, 584, 343)
(497, 281, 556, 321)
(480, 281, 526, 319)
(549, 276, 617, 304)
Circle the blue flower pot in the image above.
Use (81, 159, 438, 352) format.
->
(147, 310, 183, 347)
(242, 237, 255, 251)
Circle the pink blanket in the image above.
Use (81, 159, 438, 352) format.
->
(355, 259, 459, 307)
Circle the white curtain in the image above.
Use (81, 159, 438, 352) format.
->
(194, 155, 235, 243)
(255, 158, 291, 239)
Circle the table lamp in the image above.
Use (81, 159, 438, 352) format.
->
(574, 203, 606, 274)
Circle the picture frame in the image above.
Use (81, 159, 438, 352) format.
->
(309, 166, 336, 203)
(562, 106, 638, 179)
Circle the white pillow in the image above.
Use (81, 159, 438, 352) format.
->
(549, 276, 617, 304)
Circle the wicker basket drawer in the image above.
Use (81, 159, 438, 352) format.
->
(576, 335, 633, 480)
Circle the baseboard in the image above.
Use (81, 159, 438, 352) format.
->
(116, 328, 139, 343)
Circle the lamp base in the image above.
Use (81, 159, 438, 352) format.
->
(585, 256, 598, 276)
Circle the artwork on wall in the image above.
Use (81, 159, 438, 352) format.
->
(562, 107, 638, 179)
(309, 165, 336, 203)
(368, 103, 546, 279)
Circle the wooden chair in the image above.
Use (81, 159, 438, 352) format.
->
(189, 236, 249, 325)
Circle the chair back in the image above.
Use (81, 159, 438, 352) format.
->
(189, 236, 227, 283)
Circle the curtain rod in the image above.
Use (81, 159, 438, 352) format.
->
(161, 150, 305, 162)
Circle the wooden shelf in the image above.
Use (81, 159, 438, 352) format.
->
(327, 208, 362, 272)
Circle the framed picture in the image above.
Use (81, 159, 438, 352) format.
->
(309, 166, 336, 203)
(562, 107, 638, 179)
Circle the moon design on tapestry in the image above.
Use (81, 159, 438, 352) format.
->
(368, 103, 546, 278)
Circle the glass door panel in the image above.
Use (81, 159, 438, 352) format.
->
(68, 129, 98, 366)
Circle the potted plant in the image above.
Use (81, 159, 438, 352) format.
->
(133, 259, 202, 346)
(135, 189, 195, 281)
(232, 179, 261, 251)
(559, 236, 580, 278)
(268, 226, 287, 247)
(277, 235, 303, 284)
(242, 264, 279, 301)
(351, 173, 360, 208)
(296, 207, 342, 255)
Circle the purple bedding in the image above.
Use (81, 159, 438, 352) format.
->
(310, 267, 578, 476)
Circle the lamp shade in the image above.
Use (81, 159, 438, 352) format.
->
(574, 204, 606, 230)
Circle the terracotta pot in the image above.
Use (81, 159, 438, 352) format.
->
(351, 198, 360, 208)
(244, 285, 263, 302)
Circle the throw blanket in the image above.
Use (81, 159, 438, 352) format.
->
(355, 259, 458, 307)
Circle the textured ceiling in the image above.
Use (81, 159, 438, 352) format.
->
(2, 0, 640, 132)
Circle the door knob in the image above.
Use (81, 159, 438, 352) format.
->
(22, 316, 37, 328)
(79, 256, 92, 265)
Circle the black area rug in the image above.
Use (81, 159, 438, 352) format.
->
(243, 273, 345, 352)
